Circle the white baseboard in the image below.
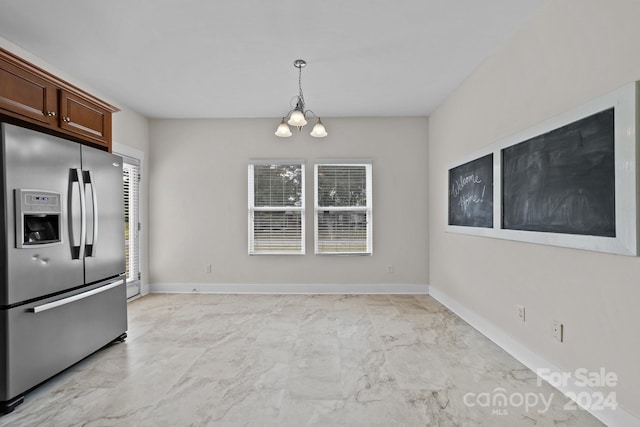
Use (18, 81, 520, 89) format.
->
(149, 282, 429, 295)
(140, 281, 150, 296)
(428, 286, 640, 427)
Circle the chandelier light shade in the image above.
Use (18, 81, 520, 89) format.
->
(310, 118, 327, 138)
(275, 118, 293, 137)
(288, 110, 307, 127)
(275, 59, 328, 138)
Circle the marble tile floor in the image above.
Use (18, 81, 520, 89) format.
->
(1, 294, 604, 427)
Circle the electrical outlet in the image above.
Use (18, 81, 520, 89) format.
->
(517, 305, 525, 322)
(552, 320, 563, 342)
(205, 264, 212, 274)
(387, 265, 394, 273)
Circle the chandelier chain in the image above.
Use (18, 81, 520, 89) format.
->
(298, 65, 305, 108)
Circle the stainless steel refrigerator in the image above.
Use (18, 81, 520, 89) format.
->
(0, 123, 127, 414)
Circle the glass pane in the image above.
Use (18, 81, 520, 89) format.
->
(317, 165, 367, 207)
(252, 211, 303, 253)
(316, 211, 368, 253)
(253, 164, 303, 207)
(123, 162, 140, 285)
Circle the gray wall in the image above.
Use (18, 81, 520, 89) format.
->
(148, 117, 428, 288)
(428, 0, 640, 415)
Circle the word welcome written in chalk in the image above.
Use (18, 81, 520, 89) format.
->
(448, 153, 493, 228)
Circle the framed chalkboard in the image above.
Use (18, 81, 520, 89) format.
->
(445, 81, 638, 256)
(448, 154, 493, 227)
(502, 108, 615, 236)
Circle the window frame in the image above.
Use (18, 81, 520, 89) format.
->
(248, 159, 306, 255)
(314, 161, 373, 255)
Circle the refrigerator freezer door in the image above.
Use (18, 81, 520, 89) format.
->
(0, 276, 127, 403)
(81, 146, 125, 284)
(1, 124, 84, 305)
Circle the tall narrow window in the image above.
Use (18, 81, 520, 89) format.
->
(248, 160, 305, 255)
(315, 161, 373, 255)
(123, 157, 141, 297)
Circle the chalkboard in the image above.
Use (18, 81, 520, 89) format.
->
(502, 108, 615, 236)
(448, 154, 493, 227)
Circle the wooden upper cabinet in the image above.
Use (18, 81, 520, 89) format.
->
(0, 48, 118, 151)
(0, 55, 58, 126)
(59, 90, 112, 147)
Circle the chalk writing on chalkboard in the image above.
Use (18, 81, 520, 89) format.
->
(502, 108, 615, 237)
(448, 153, 493, 228)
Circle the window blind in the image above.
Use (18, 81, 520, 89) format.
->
(315, 163, 372, 254)
(248, 162, 305, 254)
(123, 159, 141, 282)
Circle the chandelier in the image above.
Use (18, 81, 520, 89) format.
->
(275, 59, 328, 138)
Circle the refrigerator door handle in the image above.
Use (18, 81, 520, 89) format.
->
(86, 170, 99, 257)
(70, 168, 87, 259)
(27, 280, 124, 314)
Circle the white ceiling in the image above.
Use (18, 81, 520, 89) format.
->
(0, 0, 543, 119)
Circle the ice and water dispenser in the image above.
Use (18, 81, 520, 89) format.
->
(15, 189, 62, 247)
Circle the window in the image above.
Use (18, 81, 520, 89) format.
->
(315, 162, 372, 255)
(123, 156, 141, 297)
(248, 160, 305, 254)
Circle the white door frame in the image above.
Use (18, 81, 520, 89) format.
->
(113, 142, 146, 298)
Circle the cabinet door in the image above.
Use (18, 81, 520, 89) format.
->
(0, 57, 58, 126)
(59, 90, 112, 147)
